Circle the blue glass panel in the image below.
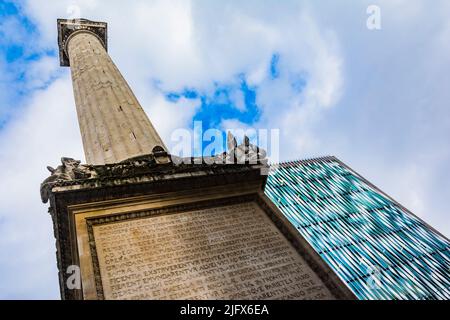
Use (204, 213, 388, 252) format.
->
(265, 157, 450, 300)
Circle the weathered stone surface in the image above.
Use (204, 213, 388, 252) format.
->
(91, 201, 334, 300)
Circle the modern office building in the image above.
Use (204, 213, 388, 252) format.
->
(265, 156, 450, 300)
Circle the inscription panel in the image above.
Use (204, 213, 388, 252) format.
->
(92, 202, 334, 300)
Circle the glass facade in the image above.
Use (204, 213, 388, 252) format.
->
(265, 156, 450, 300)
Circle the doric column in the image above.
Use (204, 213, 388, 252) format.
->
(57, 19, 166, 165)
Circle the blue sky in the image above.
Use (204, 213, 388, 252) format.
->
(0, 0, 449, 299)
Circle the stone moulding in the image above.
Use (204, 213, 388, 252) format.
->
(41, 134, 356, 300)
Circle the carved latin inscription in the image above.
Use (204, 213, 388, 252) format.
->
(92, 202, 334, 300)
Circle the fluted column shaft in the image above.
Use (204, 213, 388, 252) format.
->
(67, 31, 165, 165)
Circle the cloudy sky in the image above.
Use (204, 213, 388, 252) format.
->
(0, 0, 449, 299)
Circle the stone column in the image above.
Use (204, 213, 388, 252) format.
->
(58, 19, 166, 165)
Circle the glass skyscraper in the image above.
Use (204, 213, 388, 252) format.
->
(265, 156, 450, 300)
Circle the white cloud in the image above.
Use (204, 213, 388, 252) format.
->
(0, 77, 82, 299)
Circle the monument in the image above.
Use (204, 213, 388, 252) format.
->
(40, 18, 355, 300)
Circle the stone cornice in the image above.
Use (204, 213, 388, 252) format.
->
(57, 18, 108, 67)
(41, 135, 268, 203)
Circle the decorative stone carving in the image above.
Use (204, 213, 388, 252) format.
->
(40, 157, 97, 203)
(60, 19, 167, 165)
(222, 132, 268, 165)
